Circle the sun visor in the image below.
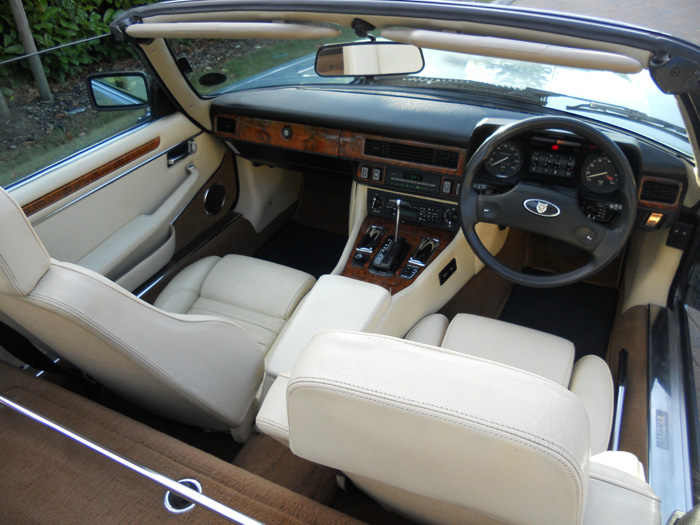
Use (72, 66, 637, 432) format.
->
(125, 22, 341, 40)
(382, 29, 644, 74)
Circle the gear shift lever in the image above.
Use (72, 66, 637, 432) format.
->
(369, 198, 409, 276)
(394, 199, 403, 244)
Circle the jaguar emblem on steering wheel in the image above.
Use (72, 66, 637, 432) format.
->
(523, 198, 561, 217)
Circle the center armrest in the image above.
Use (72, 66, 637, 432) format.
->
(263, 275, 391, 394)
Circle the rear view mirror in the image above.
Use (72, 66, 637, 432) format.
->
(315, 42, 424, 77)
(86, 72, 149, 111)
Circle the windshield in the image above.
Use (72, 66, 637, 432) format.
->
(170, 36, 691, 158)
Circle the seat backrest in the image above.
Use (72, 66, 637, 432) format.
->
(286, 331, 591, 525)
(0, 188, 263, 432)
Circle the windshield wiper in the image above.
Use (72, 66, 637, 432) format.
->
(566, 101, 687, 138)
(374, 76, 551, 105)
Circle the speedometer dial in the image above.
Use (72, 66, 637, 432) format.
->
(486, 141, 524, 179)
(581, 154, 618, 194)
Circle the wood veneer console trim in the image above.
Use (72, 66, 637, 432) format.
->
(213, 113, 468, 178)
(339, 130, 467, 176)
(215, 114, 339, 156)
(341, 216, 455, 295)
(22, 137, 161, 217)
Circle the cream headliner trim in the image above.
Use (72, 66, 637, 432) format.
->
(126, 22, 341, 40)
(383, 29, 644, 73)
(139, 11, 652, 66)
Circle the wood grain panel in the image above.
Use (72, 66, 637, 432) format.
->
(638, 175, 684, 211)
(341, 216, 455, 295)
(215, 114, 339, 156)
(22, 137, 161, 217)
(339, 131, 467, 176)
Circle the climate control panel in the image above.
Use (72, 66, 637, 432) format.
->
(367, 189, 460, 232)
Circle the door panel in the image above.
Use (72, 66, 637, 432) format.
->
(9, 113, 228, 290)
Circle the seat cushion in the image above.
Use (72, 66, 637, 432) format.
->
(442, 313, 575, 386)
(155, 255, 315, 353)
(286, 330, 591, 525)
(404, 313, 449, 347)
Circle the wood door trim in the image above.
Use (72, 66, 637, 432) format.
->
(22, 137, 161, 217)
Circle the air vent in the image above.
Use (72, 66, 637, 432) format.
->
(640, 179, 680, 205)
(364, 139, 459, 169)
(216, 116, 237, 135)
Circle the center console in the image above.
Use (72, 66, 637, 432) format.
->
(340, 189, 458, 295)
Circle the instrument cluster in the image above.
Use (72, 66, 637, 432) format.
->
(482, 134, 620, 195)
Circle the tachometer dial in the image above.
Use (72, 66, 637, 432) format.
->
(581, 154, 618, 194)
(485, 141, 524, 179)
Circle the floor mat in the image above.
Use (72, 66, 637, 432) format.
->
(499, 279, 618, 361)
(254, 221, 347, 278)
(234, 433, 339, 506)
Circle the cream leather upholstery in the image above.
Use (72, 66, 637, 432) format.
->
(258, 330, 660, 525)
(155, 255, 315, 354)
(0, 187, 314, 438)
(410, 313, 614, 454)
(263, 274, 391, 393)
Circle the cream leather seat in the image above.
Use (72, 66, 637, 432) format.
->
(0, 187, 314, 440)
(405, 313, 614, 454)
(257, 323, 659, 524)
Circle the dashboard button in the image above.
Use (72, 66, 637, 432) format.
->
(575, 227, 597, 245)
(481, 202, 501, 220)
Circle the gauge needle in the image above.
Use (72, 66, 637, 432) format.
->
(490, 156, 509, 166)
(587, 171, 609, 178)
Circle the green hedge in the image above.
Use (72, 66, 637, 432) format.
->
(0, 0, 155, 88)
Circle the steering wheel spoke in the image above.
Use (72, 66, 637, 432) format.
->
(460, 116, 636, 287)
(476, 183, 608, 252)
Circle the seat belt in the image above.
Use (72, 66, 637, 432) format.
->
(0, 320, 71, 375)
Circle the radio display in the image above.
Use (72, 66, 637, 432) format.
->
(404, 172, 424, 182)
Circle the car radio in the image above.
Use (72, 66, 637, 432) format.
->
(367, 189, 460, 232)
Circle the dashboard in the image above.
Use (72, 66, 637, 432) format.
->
(211, 86, 689, 234)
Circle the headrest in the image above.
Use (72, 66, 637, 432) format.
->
(287, 331, 591, 525)
(0, 188, 50, 296)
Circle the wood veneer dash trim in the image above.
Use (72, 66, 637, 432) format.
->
(22, 137, 161, 217)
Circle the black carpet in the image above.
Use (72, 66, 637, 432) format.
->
(499, 279, 619, 361)
(254, 221, 348, 279)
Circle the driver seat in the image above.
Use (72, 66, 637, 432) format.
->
(256, 319, 660, 524)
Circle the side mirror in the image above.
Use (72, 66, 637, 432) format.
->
(86, 72, 150, 111)
(315, 42, 424, 77)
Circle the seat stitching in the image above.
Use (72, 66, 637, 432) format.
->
(289, 376, 581, 467)
(26, 292, 258, 426)
(0, 254, 25, 295)
(288, 382, 585, 522)
(191, 304, 280, 336)
(257, 417, 290, 438)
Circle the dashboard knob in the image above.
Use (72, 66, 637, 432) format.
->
(445, 208, 459, 226)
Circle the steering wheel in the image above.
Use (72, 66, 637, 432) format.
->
(460, 116, 636, 288)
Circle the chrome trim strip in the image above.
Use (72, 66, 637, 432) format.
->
(648, 306, 693, 522)
(31, 131, 203, 227)
(0, 394, 262, 525)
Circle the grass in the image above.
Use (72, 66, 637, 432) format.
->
(186, 27, 358, 95)
(1, 27, 355, 186)
(1, 109, 145, 188)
